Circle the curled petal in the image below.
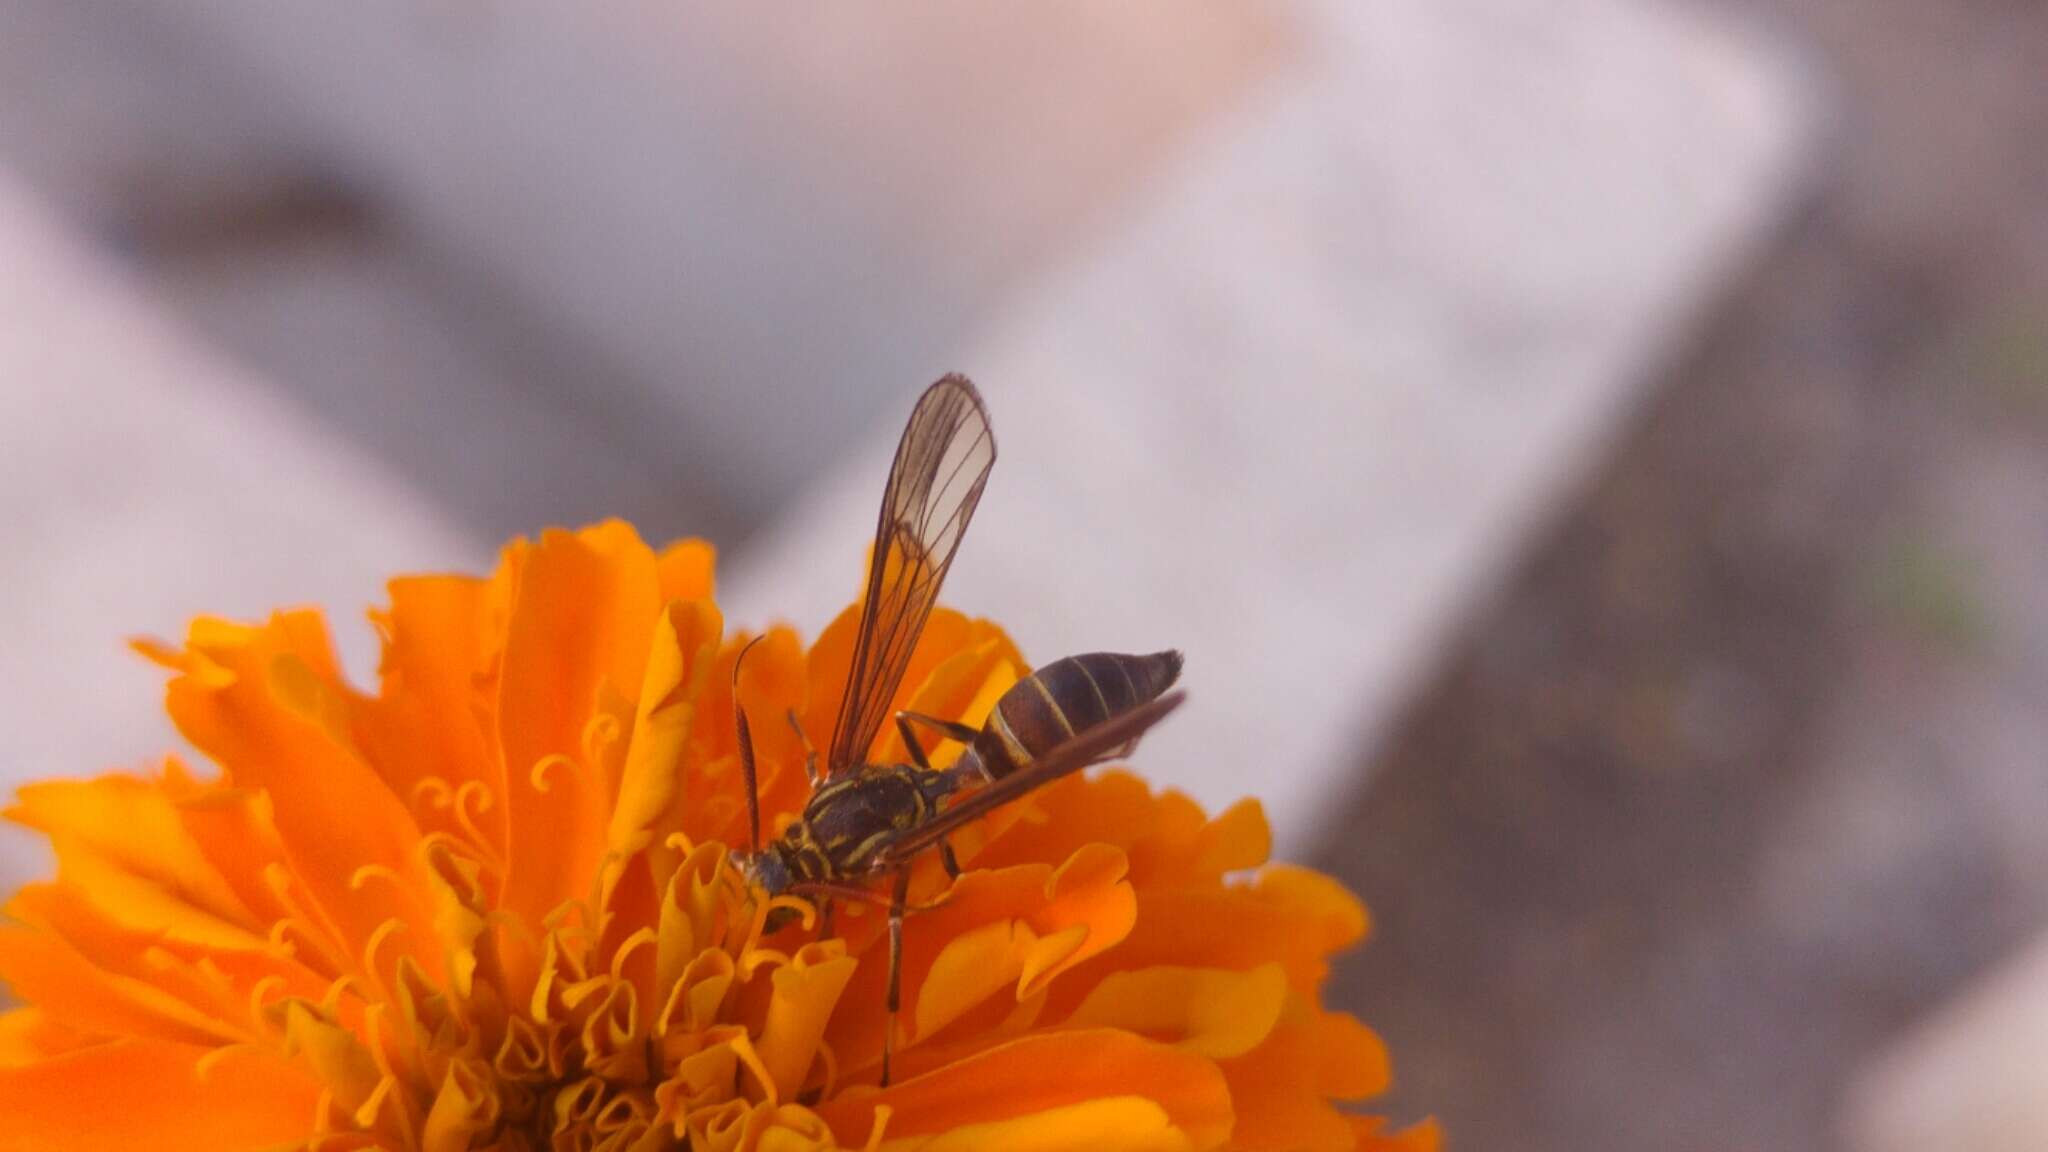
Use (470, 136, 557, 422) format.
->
(420, 1058, 499, 1152)
(758, 941, 858, 1102)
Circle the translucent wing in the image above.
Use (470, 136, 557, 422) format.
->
(868, 690, 1185, 869)
(827, 375, 996, 775)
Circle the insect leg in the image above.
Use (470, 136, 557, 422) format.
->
(939, 838, 961, 879)
(786, 708, 821, 785)
(882, 868, 910, 1087)
(732, 637, 768, 855)
(899, 710, 982, 746)
(817, 897, 836, 940)
(894, 713, 934, 772)
(788, 878, 951, 914)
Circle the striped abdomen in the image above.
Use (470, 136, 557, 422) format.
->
(968, 650, 1183, 781)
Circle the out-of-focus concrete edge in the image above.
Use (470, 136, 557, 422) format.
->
(1841, 931, 2048, 1151)
(129, 0, 1292, 525)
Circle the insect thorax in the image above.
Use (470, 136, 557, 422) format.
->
(798, 764, 954, 874)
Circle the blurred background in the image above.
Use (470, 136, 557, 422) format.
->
(1, 1, 2044, 1148)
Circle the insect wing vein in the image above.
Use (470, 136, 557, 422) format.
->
(826, 376, 996, 776)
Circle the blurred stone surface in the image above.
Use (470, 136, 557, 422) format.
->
(1321, 1, 2048, 1147)
(136, 0, 1289, 526)
(140, 213, 735, 548)
(0, 0, 303, 241)
(1846, 934, 2048, 1152)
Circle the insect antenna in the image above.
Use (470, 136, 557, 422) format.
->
(731, 635, 768, 855)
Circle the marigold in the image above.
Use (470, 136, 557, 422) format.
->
(0, 521, 1436, 1151)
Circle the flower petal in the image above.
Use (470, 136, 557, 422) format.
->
(974, 772, 1272, 889)
(496, 524, 662, 952)
(1216, 999, 1390, 1152)
(4, 879, 329, 1042)
(879, 1097, 1195, 1152)
(159, 612, 437, 975)
(39, 831, 269, 954)
(827, 848, 1135, 1068)
(1050, 866, 1368, 1010)
(0, 1040, 320, 1152)
(7, 774, 253, 928)
(806, 605, 1020, 767)
(0, 924, 237, 1047)
(168, 780, 299, 935)
(609, 599, 724, 866)
(0, 1010, 82, 1067)
(870, 636, 1021, 769)
(360, 575, 499, 842)
(756, 941, 858, 1102)
(657, 537, 717, 603)
(1061, 963, 1287, 1060)
(815, 1030, 1232, 1152)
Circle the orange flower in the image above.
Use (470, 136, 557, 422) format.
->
(0, 522, 1436, 1151)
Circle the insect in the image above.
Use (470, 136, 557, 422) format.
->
(729, 374, 1186, 1086)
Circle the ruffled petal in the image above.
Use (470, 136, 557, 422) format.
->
(7, 774, 254, 928)
(359, 575, 501, 848)
(37, 832, 268, 954)
(4, 879, 329, 1038)
(0, 924, 238, 1047)
(495, 523, 662, 959)
(156, 613, 438, 978)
